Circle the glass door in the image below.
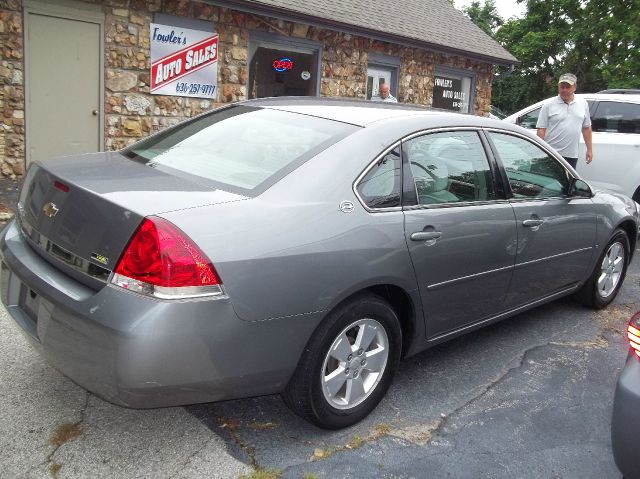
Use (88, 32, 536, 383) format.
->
(366, 68, 392, 100)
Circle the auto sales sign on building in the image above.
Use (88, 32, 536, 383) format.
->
(150, 23, 218, 98)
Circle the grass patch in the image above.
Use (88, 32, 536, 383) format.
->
(49, 423, 81, 447)
(239, 469, 281, 479)
(49, 463, 62, 477)
(372, 423, 391, 437)
(248, 420, 278, 431)
(311, 448, 332, 460)
(345, 435, 364, 449)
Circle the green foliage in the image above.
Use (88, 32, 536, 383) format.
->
(567, 0, 640, 89)
(239, 469, 281, 479)
(484, 0, 640, 114)
(463, 0, 504, 36)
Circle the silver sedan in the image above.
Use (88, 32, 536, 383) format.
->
(1, 98, 638, 429)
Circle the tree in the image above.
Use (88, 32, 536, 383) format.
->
(565, 0, 640, 89)
(490, 0, 640, 113)
(492, 0, 581, 112)
(463, 0, 504, 37)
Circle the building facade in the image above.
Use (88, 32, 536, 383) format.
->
(0, 0, 517, 179)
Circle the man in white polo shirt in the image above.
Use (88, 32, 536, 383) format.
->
(536, 73, 593, 169)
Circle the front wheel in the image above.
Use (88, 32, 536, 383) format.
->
(576, 228, 630, 309)
(283, 293, 401, 429)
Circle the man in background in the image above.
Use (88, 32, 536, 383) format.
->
(536, 73, 592, 169)
(378, 83, 397, 103)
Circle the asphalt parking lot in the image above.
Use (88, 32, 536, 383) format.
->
(1, 252, 637, 479)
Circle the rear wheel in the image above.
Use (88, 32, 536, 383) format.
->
(577, 228, 630, 309)
(283, 293, 401, 429)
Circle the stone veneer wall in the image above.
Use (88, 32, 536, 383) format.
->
(0, 0, 493, 179)
(0, 0, 24, 178)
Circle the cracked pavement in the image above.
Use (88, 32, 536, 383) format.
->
(1, 255, 637, 478)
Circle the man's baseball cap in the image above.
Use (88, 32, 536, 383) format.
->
(558, 73, 577, 85)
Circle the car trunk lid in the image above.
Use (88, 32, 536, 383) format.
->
(17, 152, 246, 288)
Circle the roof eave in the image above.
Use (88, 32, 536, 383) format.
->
(204, 0, 520, 66)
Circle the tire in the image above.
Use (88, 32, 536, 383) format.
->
(283, 293, 402, 429)
(576, 228, 630, 309)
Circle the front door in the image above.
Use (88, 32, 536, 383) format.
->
(367, 68, 392, 100)
(486, 131, 597, 307)
(25, 4, 102, 164)
(403, 130, 517, 338)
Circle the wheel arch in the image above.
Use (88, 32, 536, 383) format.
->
(320, 283, 419, 360)
(365, 284, 417, 359)
(617, 219, 637, 261)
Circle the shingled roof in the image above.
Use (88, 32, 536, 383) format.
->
(211, 0, 518, 65)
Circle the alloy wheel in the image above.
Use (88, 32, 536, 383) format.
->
(321, 318, 389, 410)
(597, 241, 625, 298)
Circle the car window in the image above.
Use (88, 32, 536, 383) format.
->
(405, 131, 495, 205)
(356, 147, 401, 209)
(124, 105, 357, 194)
(517, 107, 540, 129)
(591, 101, 640, 134)
(488, 132, 570, 199)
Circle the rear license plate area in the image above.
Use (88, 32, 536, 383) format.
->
(19, 284, 40, 324)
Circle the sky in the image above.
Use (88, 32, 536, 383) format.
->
(455, 0, 527, 20)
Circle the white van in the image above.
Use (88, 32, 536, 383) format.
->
(504, 93, 640, 201)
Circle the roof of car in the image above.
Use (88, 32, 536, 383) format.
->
(597, 89, 640, 94)
(243, 96, 504, 127)
(534, 93, 640, 107)
(580, 93, 640, 101)
(505, 93, 640, 120)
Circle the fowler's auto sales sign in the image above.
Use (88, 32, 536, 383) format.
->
(150, 23, 218, 98)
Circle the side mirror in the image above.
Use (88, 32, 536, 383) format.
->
(569, 178, 593, 198)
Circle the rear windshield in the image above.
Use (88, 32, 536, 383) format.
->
(124, 105, 357, 194)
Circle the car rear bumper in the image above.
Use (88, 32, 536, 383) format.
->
(611, 353, 640, 478)
(0, 220, 320, 408)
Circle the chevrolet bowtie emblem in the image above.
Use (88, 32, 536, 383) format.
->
(42, 202, 59, 218)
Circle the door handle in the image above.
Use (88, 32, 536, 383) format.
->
(410, 231, 442, 241)
(522, 219, 544, 227)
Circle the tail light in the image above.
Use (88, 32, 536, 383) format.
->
(112, 216, 223, 300)
(629, 312, 640, 359)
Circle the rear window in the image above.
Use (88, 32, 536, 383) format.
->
(124, 105, 357, 193)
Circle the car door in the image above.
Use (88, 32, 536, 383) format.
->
(486, 131, 597, 308)
(402, 129, 517, 339)
(578, 100, 640, 199)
